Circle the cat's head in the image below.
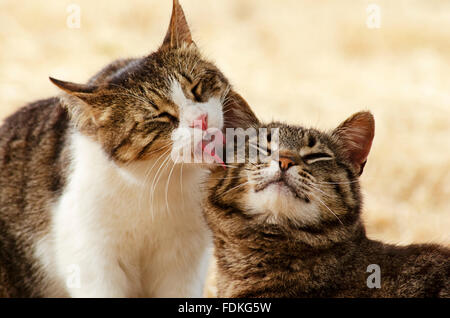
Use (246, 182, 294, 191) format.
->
(50, 0, 257, 164)
(206, 111, 374, 232)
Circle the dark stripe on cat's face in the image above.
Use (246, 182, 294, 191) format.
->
(111, 122, 139, 157)
(136, 131, 163, 160)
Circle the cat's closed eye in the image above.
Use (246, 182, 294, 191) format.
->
(302, 152, 333, 164)
(191, 81, 203, 102)
(155, 111, 179, 124)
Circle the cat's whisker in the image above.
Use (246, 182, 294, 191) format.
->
(316, 180, 359, 185)
(209, 163, 240, 169)
(301, 181, 331, 198)
(120, 141, 172, 169)
(222, 94, 241, 107)
(221, 108, 234, 115)
(143, 146, 172, 181)
(144, 142, 174, 157)
(221, 85, 232, 104)
(207, 175, 245, 180)
(141, 147, 172, 216)
(150, 153, 172, 209)
(137, 147, 168, 210)
(218, 181, 249, 198)
(189, 59, 200, 78)
(249, 143, 268, 156)
(146, 148, 172, 211)
(165, 158, 178, 217)
(308, 191, 343, 225)
(180, 161, 185, 211)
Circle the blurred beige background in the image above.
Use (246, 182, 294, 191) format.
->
(1, 0, 449, 296)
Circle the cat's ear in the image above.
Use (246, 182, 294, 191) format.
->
(161, 0, 194, 49)
(49, 77, 98, 97)
(222, 91, 260, 129)
(50, 77, 103, 124)
(332, 111, 375, 176)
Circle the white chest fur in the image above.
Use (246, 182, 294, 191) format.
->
(41, 133, 211, 297)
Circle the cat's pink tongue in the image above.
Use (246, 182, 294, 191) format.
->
(192, 114, 226, 169)
(201, 140, 226, 169)
(192, 114, 208, 131)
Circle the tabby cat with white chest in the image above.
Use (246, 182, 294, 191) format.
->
(0, 0, 257, 297)
(204, 112, 449, 297)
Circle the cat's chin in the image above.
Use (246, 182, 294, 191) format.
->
(244, 185, 321, 225)
(264, 181, 297, 198)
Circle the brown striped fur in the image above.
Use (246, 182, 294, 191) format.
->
(204, 112, 450, 298)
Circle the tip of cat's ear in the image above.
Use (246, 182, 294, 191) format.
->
(161, 0, 194, 49)
(49, 77, 96, 95)
(49, 76, 66, 88)
(336, 111, 375, 139)
(354, 111, 375, 127)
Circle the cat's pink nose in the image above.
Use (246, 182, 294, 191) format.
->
(191, 114, 208, 131)
(279, 157, 295, 171)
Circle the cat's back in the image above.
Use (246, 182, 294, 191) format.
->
(369, 240, 450, 298)
(0, 97, 70, 297)
(0, 97, 70, 206)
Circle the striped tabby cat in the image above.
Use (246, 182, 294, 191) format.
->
(0, 0, 257, 297)
(204, 111, 449, 297)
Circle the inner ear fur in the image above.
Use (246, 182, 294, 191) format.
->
(223, 91, 260, 130)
